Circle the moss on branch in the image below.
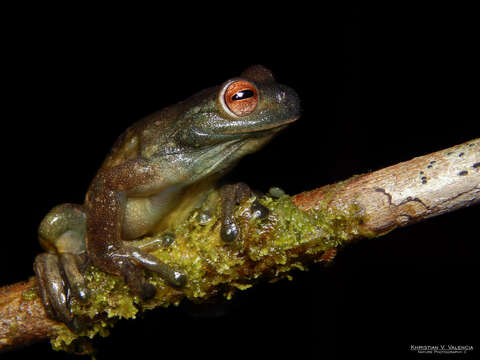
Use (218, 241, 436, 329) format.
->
(52, 188, 371, 352)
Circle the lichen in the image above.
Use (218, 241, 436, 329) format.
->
(7, 321, 19, 337)
(51, 188, 370, 352)
(21, 284, 38, 301)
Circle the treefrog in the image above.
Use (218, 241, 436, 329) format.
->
(33, 65, 301, 329)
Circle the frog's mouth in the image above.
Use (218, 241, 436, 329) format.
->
(257, 115, 299, 131)
(226, 115, 300, 136)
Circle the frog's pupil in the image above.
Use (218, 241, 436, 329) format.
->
(232, 89, 254, 101)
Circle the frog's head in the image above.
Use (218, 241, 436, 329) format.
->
(174, 65, 301, 177)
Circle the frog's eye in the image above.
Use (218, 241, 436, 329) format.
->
(223, 80, 258, 116)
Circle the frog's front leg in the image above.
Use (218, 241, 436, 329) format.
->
(219, 182, 269, 242)
(86, 159, 186, 300)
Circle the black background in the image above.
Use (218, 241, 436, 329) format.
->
(1, 4, 478, 359)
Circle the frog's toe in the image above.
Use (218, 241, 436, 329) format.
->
(109, 246, 186, 300)
(121, 260, 157, 300)
(59, 253, 89, 301)
(34, 252, 90, 332)
(251, 199, 269, 219)
(219, 182, 254, 243)
(126, 246, 187, 288)
(220, 216, 240, 242)
(34, 253, 76, 329)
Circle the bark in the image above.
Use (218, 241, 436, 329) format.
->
(0, 279, 60, 352)
(293, 138, 479, 234)
(1, 138, 478, 353)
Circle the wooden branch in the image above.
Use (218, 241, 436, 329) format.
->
(293, 138, 480, 234)
(0, 279, 60, 352)
(1, 138, 478, 353)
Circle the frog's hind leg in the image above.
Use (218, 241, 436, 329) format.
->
(219, 182, 269, 243)
(34, 253, 71, 322)
(34, 203, 89, 331)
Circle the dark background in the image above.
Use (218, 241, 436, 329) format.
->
(1, 4, 478, 359)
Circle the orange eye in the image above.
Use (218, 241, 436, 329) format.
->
(223, 80, 258, 116)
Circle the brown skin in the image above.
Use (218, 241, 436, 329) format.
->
(34, 65, 301, 329)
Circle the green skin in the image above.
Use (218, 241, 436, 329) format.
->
(33, 65, 300, 329)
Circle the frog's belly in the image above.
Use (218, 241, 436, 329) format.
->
(122, 185, 183, 240)
(122, 178, 218, 240)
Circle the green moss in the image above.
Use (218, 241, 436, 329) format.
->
(51, 189, 370, 352)
(21, 285, 38, 301)
(7, 320, 19, 337)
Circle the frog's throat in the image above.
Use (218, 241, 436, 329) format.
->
(192, 139, 247, 180)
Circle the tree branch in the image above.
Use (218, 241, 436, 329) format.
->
(293, 138, 479, 234)
(1, 138, 478, 353)
(0, 279, 60, 352)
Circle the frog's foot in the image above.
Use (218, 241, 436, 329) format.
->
(219, 182, 269, 242)
(33, 252, 89, 332)
(105, 245, 187, 300)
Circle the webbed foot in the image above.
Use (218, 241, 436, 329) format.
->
(34, 252, 89, 331)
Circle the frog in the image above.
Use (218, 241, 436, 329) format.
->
(33, 65, 301, 330)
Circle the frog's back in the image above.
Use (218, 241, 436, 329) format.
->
(99, 107, 179, 169)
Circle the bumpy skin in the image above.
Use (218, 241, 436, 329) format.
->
(34, 65, 301, 328)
